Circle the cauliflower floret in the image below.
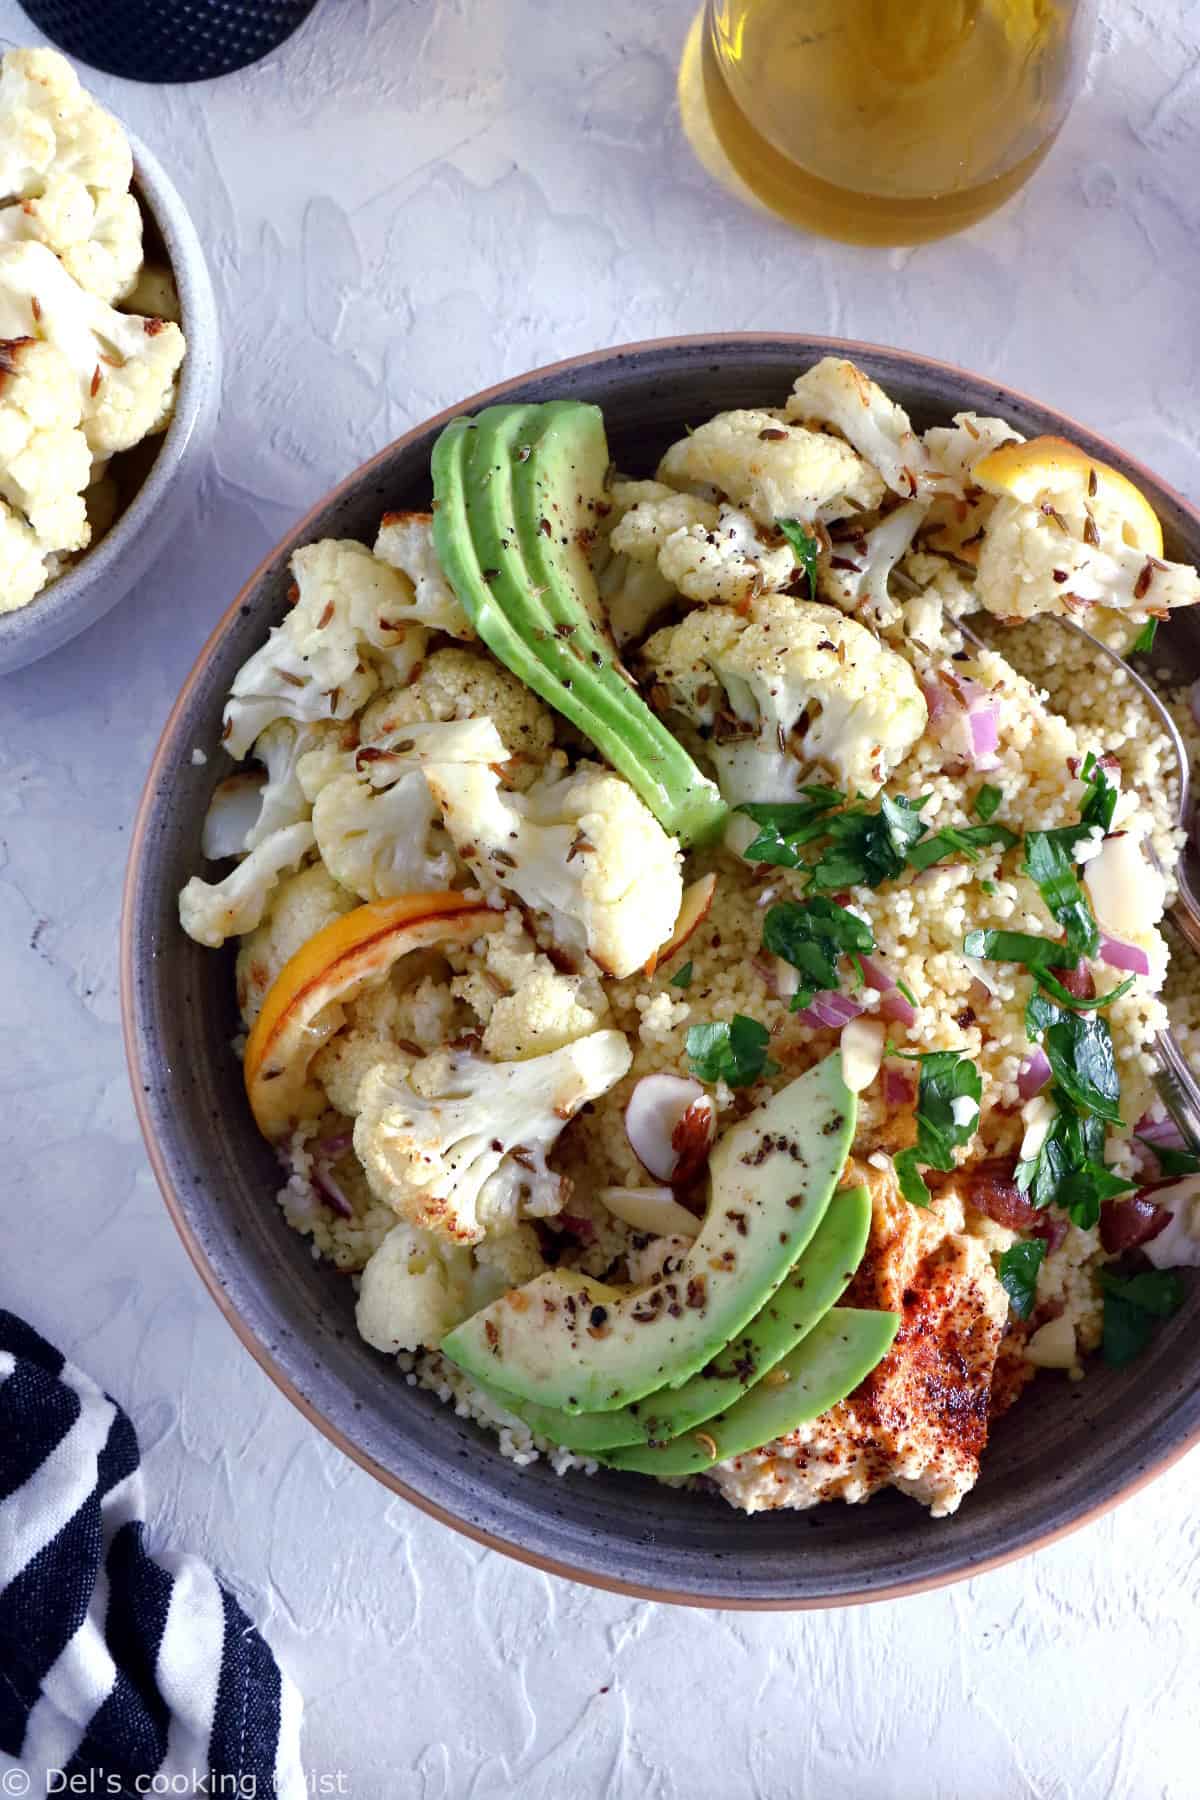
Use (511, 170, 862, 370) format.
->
(0, 333, 90, 555)
(471, 1223, 547, 1292)
(235, 862, 356, 1027)
(298, 717, 510, 805)
(222, 540, 423, 757)
(179, 821, 316, 949)
(354, 1032, 633, 1244)
(0, 175, 142, 304)
(356, 646, 555, 768)
(642, 596, 927, 802)
(658, 502, 798, 603)
(975, 496, 1200, 622)
(595, 546, 677, 647)
(609, 484, 719, 561)
(313, 975, 459, 1115)
(924, 412, 1023, 486)
(0, 242, 183, 456)
(818, 498, 927, 632)
(481, 966, 605, 1060)
(0, 494, 51, 612)
(786, 358, 949, 501)
(425, 760, 684, 978)
(122, 262, 180, 324)
(311, 769, 456, 902)
(243, 718, 333, 849)
(657, 408, 884, 528)
(0, 48, 132, 203)
(356, 1220, 475, 1354)
(372, 510, 474, 639)
(895, 551, 973, 657)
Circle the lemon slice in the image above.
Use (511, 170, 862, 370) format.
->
(244, 891, 501, 1141)
(973, 435, 1164, 556)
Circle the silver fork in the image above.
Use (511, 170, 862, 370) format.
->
(961, 615, 1200, 1148)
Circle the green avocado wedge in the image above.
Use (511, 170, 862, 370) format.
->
(601, 1307, 900, 1478)
(431, 402, 728, 847)
(440, 1053, 857, 1413)
(471, 1183, 873, 1454)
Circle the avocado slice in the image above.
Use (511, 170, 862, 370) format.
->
(601, 1307, 900, 1478)
(440, 1053, 856, 1413)
(472, 1182, 872, 1454)
(431, 402, 728, 847)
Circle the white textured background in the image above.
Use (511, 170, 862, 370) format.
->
(2, 1, 1199, 1793)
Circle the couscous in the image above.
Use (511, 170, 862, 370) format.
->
(179, 358, 1200, 1518)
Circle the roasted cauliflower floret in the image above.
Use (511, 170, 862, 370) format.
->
(481, 965, 606, 1060)
(313, 976, 459, 1115)
(222, 539, 424, 757)
(235, 862, 355, 1027)
(357, 645, 555, 771)
(923, 412, 1023, 487)
(354, 1032, 633, 1244)
(0, 241, 183, 457)
(786, 357, 948, 501)
(657, 503, 798, 603)
(975, 497, 1200, 622)
(178, 821, 316, 950)
(243, 718, 332, 848)
(642, 596, 927, 802)
(0, 174, 143, 305)
(425, 760, 684, 978)
(311, 768, 456, 901)
(0, 496, 49, 612)
(372, 510, 475, 639)
(0, 333, 90, 559)
(356, 1221, 476, 1354)
(609, 482, 719, 561)
(657, 407, 884, 527)
(817, 498, 927, 632)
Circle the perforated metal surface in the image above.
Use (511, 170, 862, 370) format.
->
(18, 0, 318, 82)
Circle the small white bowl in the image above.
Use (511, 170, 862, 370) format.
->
(0, 127, 220, 675)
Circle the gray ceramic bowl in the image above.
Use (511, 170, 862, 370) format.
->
(122, 336, 1200, 1607)
(0, 128, 220, 676)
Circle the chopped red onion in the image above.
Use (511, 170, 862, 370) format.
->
(859, 955, 895, 992)
(1098, 932, 1151, 977)
(559, 1214, 597, 1245)
(1135, 1113, 1186, 1151)
(856, 954, 916, 1026)
(314, 1131, 354, 1159)
(795, 991, 864, 1030)
(313, 1165, 353, 1219)
(878, 988, 916, 1027)
(1018, 1047, 1052, 1099)
(883, 1063, 916, 1108)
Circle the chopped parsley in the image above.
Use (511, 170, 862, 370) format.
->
(762, 898, 874, 1011)
(1035, 1000, 1123, 1125)
(1130, 619, 1158, 655)
(907, 821, 1018, 873)
(894, 1049, 982, 1208)
(777, 517, 820, 597)
(1136, 1137, 1200, 1177)
(1022, 830, 1098, 962)
(806, 793, 930, 892)
(997, 1239, 1046, 1320)
(1016, 993, 1131, 1225)
(962, 929, 1134, 1011)
(979, 879, 998, 896)
(669, 960, 694, 990)
(686, 1015, 778, 1088)
(1098, 1267, 1185, 1366)
(737, 789, 844, 867)
(974, 784, 1003, 823)
(1077, 753, 1119, 835)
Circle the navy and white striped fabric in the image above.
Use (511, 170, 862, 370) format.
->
(0, 1311, 304, 1796)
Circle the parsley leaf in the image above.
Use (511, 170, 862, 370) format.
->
(1015, 1092, 1133, 1227)
(974, 784, 1003, 822)
(962, 929, 1135, 1011)
(998, 1239, 1046, 1319)
(980, 879, 998, 896)
(777, 517, 820, 596)
(806, 793, 930, 893)
(737, 790, 845, 867)
(1098, 1266, 1185, 1366)
(1077, 757, 1119, 835)
(686, 1016, 778, 1087)
(1130, 619, 1158, 655)
(894, 1050, 982, 1207)
(669, 960, 694, 990)
(1022, 831, 1098, 962)
(1136, 1137, 1200, 1177)
(1037, 1004, 1123, 1125)
(907, 821, 1019, 872)
(762, 898, 874, 1011)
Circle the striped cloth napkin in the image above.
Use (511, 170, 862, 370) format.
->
(0, 1310, 304, 1796)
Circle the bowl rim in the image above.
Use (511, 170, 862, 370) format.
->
(0, 126, 218, 670)
(121, 330, 1200, 1609)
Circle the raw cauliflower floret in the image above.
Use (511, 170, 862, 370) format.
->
(223, 539, 423, 757)
(0, 496, 49, 612)
(481, 966, 605, 1060)
(0, 333, 90, 555)
(354, 1032, 633, 1244)
(817, 498, 927, 632)
(657, 408, 884, 528)
(311, 769, 456, 901)
(372, 510, 474, 639)
(356, 1221, 475, 1354)
(786, 357, 949, 501)
(657, 503, 798, 603)
(178, 821, 316, 949)
(235, 862, 355, 1027)
(425, 760, 684, 978)
(357, 646, 555, 771)
(975, 496, 1200, 622)
(0, 242, 183, 457)
(609, 483, 719, 561)
(642, 595, 927, 802)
